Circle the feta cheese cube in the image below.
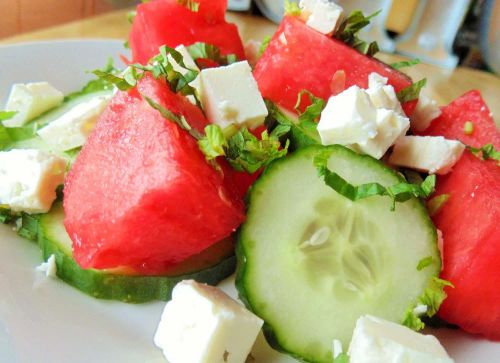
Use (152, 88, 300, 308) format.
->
(154, 280, 263, 363)
(36, 254, 57, 278)
(318, 86, 378, 145)
(199, 61, 268, 129)
(0, 149, 66, 213)
(366, 73, 404, 115)
(299, 0, 344, 35)
(348, 315, 454, 363)
(353, 108, 410, 159)
(389, 136, 465, 175)
(37, 94, 111, 152)
(3, 82, 64, 127)
(411, 94, 442, 132)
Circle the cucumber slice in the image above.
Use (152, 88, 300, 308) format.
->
(38, 204, 236, 303)
(236, 145, 441, 363)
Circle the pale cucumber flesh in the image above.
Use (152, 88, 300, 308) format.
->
(236, 145, 440, 363)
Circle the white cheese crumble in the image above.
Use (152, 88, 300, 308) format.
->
(154, 280, 263, 363)
(389, 136, 465, 175)
(36, 254, 57, 278)
(3, 82, 64, 127)
(317, 77, 410, 160)
(411, 94, 442, 132)
(0, 149, 66, 213)
(299, 0, 344, 35)
(199, 61, 268, 129)
(348, 315, 454, 363)
(37, 94, 111, 152)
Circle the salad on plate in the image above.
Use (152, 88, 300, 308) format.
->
(0, 0, 499, 362)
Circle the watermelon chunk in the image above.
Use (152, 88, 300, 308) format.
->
(419, 90, 500, 148)
(421, 92, 500, 340)
(254, 16, 413, 113)
(129, 0, 245, 64)
(64, 75, 245, 272)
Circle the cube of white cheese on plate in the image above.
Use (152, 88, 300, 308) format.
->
(0, 149, 66, 213)
(299, 0, 344, 35)
(348, 315, 454, 363)
(366, 73, 404, 116)
(154, 280, 263, 363)
(3, 82, 64, 127)
(37, 94, 111, 152)
(199, 61, 268, 129)
(318, 85, 378, 145)
(411, 94, 442, 132)
(353, 108, 410, 160)
(389, 136, 465, 175)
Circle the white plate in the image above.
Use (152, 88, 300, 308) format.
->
(0, 40, 498, 363)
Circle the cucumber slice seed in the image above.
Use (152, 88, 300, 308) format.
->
(236, 145, 441, 363)
(38, 204, 236, 303)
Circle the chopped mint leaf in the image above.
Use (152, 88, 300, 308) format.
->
(0, 124, 12, 150)
(259, 36, 271, 57)
(0, 111, 17, 122)
(284, 0, 301, 16)
(187, 42, 238, 67)
(314, 149, 436, 211)
(427, 194, 449, 217)
(402, 277, 453, 331)
(123, 40, 130, 49)
(266, 100, 321, 148)
(67, 58, 118, 100)
(419, 277, 453, 316)
(467, 143, 500, 165)
(226, 128, 289, 173)
(198, 123, 289, 173)
(294, 90, 326, 124)
(127, 10, 136, 24)
(92, 69, 135, 91)
(335, 10, 381, 56)
(198, 125, 227, 160)
(333, 353, 350, 363)
(397, 78, 427, 103)
(143, 96, 203, 140)
(463, 121, 474, 135)
(177, 0, 200, 12)
(416, 256, 434, 271)
(390, 58, 421, 70)
(401, 306, 426, 331)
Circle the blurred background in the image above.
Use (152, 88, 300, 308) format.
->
(0, 0, 498, 74)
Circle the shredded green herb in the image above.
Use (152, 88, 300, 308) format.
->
(186, 42, 238, 67)
(467, 143, 500, 165)
(390, 58, 421, 70)
(177, 0, 200, 12)
(427, 194, 449, 217)
(284, 0, 301, 16)
(259, 36, 271, 57)
(396, 78, 427, 103)
(335, 10, 381, 56)
(314, 149, 436, 211)
(294, 90, 326, 123)
(416, 256, 434, 271)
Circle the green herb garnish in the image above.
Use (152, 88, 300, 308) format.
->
(416, 256, 434, 271)
(177, 0, 200, 12)
(314, 149, 436, 210)
(396, 78, 427, 103)
(259, 36, 271, 57)
(186, 42, 238, 67)
(335, 10, 381, 56)
(284, 0, 301, 16)
(390, 58, 421, 70)
(294, 90, 326, 123)
(467, 143, 500, 165)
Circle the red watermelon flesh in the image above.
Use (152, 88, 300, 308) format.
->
(419, 90, 500, 148)
(64, 75, 245, 272)
(421, 92, 500, 340)
(130, 0, 245, 65)
(254, 16, 413, 114)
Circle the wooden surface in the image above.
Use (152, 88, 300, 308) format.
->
(1, 8, 499, 125)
